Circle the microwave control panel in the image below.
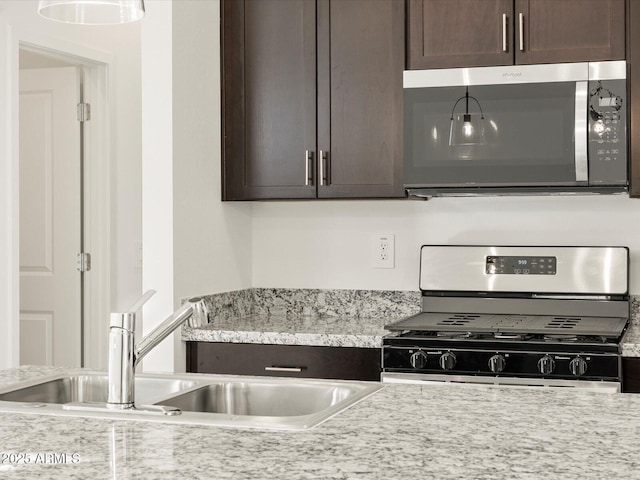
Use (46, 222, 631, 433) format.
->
(588, 78, 627, 186)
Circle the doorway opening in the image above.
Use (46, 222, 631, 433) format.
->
(18, 44, 110, 369)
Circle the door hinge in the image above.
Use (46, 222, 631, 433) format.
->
(77, 103, 91, 122)
(76, 253, 91, 272)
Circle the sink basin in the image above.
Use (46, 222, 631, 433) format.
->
(160, 381, 354, 416)
(152, 377, 380, 429)
(0, 372, 382, 430)
(0, 373, 199, 405)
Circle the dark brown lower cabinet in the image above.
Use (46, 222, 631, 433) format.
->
(622, 357, 640, 393)
(186, 342, 381, 381)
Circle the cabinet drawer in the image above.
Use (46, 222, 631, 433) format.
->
(186, 342, 381, 381)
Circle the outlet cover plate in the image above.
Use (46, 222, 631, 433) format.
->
(372, 234, 395, 269)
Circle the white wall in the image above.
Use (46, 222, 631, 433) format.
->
(172, 0, 252, 302)
(252, 195, 640, 293)
(0, 0, 142, 369)
(141, 0, 252, 372)
(140, 0, 174, 372)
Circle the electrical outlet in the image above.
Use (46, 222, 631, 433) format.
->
(372, 234, 395, 269)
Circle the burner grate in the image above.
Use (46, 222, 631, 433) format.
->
(546, 317, 581, 329)
(436, 314, 481, 327)
(386, 311, 627, 338)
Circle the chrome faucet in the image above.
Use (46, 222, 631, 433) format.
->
(106, 290, 208, 410)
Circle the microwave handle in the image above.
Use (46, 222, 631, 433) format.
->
(574, 81, 588, 182)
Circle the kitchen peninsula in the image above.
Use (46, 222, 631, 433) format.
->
(1, 366, 639, 479)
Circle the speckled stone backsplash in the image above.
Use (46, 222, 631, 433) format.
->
(194, 288, 421, 323)
(195, 289, 254, 322)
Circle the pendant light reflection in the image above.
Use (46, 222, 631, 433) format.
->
(449, 86, 486, 147)
(38, 0, 145, 25)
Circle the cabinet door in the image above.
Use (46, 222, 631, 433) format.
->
(515, 0, 625, 65)
(316, 0, 405, 198)
(222, 0, 317, 200)
(407, 0, 514, 69)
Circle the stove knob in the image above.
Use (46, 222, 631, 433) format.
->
(439, 352, 457, 370)
(569, 357, 588, 377)
(538, 355, 556, 375)
(488, 354, 506, 373)
(409, 351, 428, 369)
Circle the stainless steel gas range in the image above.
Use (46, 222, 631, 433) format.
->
(382, 246, 630, 392)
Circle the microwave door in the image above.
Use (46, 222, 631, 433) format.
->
(404, 82, 583, 189)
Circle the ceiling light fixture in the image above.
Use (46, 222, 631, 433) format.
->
(38, 0, 145, 25)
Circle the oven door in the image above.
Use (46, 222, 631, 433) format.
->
(404, 63, 589, 191)
(381, 372, 621, 393)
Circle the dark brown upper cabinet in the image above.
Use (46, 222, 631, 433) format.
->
(222, 0, 317, 200)
(222, 0, 405, 200)
(407, 0, 514, 69)
(407, 0, 625, 70)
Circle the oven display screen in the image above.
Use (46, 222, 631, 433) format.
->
(486, 256, 557, 275)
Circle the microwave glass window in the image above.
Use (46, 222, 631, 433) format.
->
(404, 83, 578, 186)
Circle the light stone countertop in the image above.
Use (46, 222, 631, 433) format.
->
(181, 288, 418, 349)
(182, 291, 640, 356)
(1, 366, 640, 479)
(182, 313, 388, 349)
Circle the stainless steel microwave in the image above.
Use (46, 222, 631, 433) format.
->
(404, 61, 628, 197)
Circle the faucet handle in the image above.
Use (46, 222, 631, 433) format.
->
(126, 289, 157, 314)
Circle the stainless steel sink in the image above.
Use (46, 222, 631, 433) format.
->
(149, 379, 377, 429)
(0, 373, 199, 405)
(160, 381, 355, 416)
(0, 372, 382, 430)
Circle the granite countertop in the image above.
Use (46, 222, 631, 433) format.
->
(182, 313, 388, 349)
(181, 288, 418, 349)
(183, 292, 640, 357)
(2, 366, 640, 479)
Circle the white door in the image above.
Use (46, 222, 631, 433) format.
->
(19, 67, 82, 367)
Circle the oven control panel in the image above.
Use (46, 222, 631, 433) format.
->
(486, 256, 556, 275)
(382, 346, 621, 382)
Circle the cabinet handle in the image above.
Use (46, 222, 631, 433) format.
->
(518, 13, 524, 51)
(264, 366, 304, 373)
(502, 14, 508, 52)
(305, 150, 314, 186)
(319, 150, 329, 186)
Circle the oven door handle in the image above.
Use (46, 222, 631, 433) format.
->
(380, 372, 620, 392)
(574, 81, 589, 183)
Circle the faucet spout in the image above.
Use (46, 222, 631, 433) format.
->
(135, 297, 207, 367)
(106, 295, 208, 409)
